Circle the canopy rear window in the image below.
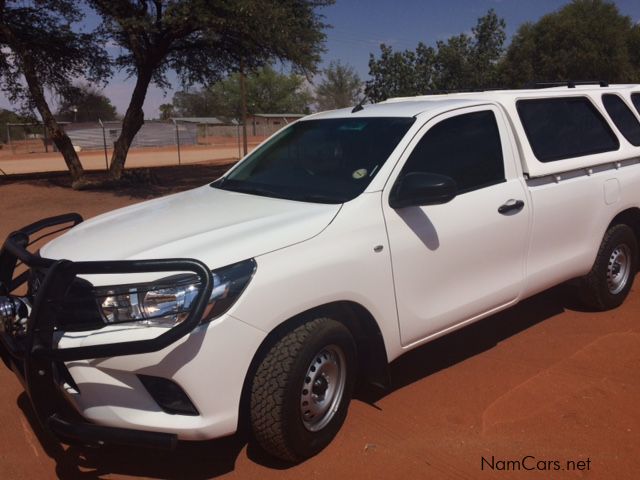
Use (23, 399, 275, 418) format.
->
(517, 97, 619, 162)
(602, 94, 640, 147)
(631, 93, 640, 117)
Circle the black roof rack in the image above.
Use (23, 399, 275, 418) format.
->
(419, 86, 507, 95)
(532, 80, 609, 89)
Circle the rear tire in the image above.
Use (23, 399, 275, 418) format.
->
(249, 317, 356, 462)
(580, 224, 638, 310)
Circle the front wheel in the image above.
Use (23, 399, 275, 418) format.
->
(580, 224, 638, 310)
(249, 317, 357, 462)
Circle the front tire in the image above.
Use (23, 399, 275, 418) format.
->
(580, 224, 638, 310)
(250, 317, 357, 462)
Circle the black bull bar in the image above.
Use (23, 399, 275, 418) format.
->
(0, 213, 213, 449)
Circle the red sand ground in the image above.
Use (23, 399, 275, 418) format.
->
(0, 137, 267, 175)
(0, 166, 639, 479)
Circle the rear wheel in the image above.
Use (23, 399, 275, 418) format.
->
(249, 317, 356, 462)
(580, 224, 638, 310)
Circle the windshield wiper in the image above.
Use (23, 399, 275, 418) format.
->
(213, 180, 344, 203)
(217, 182, 290, 200)
(294, 193, 344, 204)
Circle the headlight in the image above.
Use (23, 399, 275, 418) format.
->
(94, 259, 256, 327)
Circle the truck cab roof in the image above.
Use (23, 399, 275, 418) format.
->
(308, 84, 640, 179)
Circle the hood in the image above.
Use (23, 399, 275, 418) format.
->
(41, 185, 341, 276)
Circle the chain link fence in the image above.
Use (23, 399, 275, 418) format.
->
(0, 115, 307, 174)
(3, 122, 56, 155)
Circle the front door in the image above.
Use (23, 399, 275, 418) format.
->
(382, 105, 530, 347)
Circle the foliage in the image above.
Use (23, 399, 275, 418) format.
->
(435, 9, 506, 90)
(173, 65, 313, 120)
(172, 91, 215, 118)
(365, 10, 506, 101)
(0, 108, 35, 143)
(501, 0, 640, 87)
(315, 61, 362, 111)
(0, 0, 110, 182)
(57, 84, 118, 122)
(0, 1, 109, 109)
(158, 103, 174, 120)
(366, 43, 434, 103)
(366, 1, 640, 97)
(89, 0, 333, 178)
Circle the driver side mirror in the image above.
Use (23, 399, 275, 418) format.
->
(389, 172, 457, 209)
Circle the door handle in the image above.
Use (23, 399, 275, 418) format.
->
(498, 199, 525, 215)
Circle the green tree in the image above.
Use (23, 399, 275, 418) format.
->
(0, 108, 35, 144)
(628, 23, 640, 70)
(173, 65, 313, 120)
(365, 9, 505, 101)
(57, 84, 117, 122)
(434, 10, 506, 90)
(366, 43, 435, 102)
(172, 90, 215, 118)
(501, 0, 640, 87)
(89, 0, 332, 179)
(236, 66, 313, 116)
(469, 8, 507, 88)
(158, 103, 174, 120)
(0, 0, 110, 183)
(315, 61, 362, 111)
(432, 34, 474, 91)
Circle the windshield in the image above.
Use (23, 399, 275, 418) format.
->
(212, 117, 415, 203)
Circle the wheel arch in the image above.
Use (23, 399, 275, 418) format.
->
(609, 207, 640, 267)
(237, 301, 389, 433)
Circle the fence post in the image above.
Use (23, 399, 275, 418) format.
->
(236, 123, 241, 160)
(173, 118, 181, 165)
(43, 124, 48, 153)
(98, 118, 109, 171)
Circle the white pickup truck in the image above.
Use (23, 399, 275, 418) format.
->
(1, 83, 639, 462)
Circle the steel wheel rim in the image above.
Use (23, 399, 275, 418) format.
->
(300, 344, 347, 432)
(607, 244, 632, 295)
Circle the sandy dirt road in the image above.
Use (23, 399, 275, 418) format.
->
(0, 171, 638, 480)
(0, 142, 262, 175)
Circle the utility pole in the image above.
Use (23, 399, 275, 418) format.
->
(98, 118, 108, 171)
(173, 119, 182, 165)
(239, 60, 248, 156)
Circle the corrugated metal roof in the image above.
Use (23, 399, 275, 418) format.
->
(65, 122, 198, 150)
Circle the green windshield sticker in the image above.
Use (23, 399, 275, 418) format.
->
(352, 168, 368, 179)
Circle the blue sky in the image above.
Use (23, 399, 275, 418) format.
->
(2, 0, 640, 118)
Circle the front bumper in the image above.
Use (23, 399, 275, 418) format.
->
(0, 213, 259, 449)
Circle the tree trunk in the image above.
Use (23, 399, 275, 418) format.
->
(16, 40, 85, 183)
(109, 67, 153, 179)
(239, 62, 248, 156)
